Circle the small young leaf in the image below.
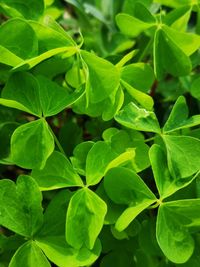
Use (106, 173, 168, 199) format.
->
(66, 188, 107, 249)
(9, 241, 50, 267)
(31, 151, 83, 190)
(115, 102, 160, 133)
(0, 175, 43, 237)
(11, 119, 54, 169)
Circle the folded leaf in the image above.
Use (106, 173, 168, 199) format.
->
(66, 188, 107, 249)
(149, 144, 197, 199)
(0, 175, 43, 237)
(86, 141, 135, 186)
(31, 151, 83, 190)
(154, 28, 191, 80)
(81, 50, 120, 103)
(104, 167, 156, 231)
(11, 119, 54, 169)
(163, 96, 200, 133)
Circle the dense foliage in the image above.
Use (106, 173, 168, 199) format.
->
(1, 0, 200, 266)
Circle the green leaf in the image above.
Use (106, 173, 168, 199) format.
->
(2, 72, 42, 117)
(154, 28, 192, 80)
(115, 102, 160, 133)
(37, 75, 84, 117)
(0, 98, 32, 114)
(9, 241, 50, 267)
(81, 50, 120, 103)
(31, 151, 83, 190)
(36, 236, 101, 267)
(163, 25, 200, 56)
(66, 188, 107, 249)
(163, 96, 200, 133)
(191, 77, 200, 100)
(121, 80, 154, 110)
(154, 0, 198, 8)
(0, 175, 43, 237)
(0, 0, 45, 20)
(116, 13, 154, 37)
(163, 135, 200, 179)
(104, 167, 156, 231)
(156, 199, 200, 264)
(11, 119, 54, 169)
(149, 144, 197, 199)
(86, 141, 135, 186)
(0, 18, 38, 59)
(38, 190, 73, 237)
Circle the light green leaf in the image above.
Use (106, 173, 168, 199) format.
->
(116, 13, 154, 37)
(81, 50, 120, 103)
(149, 144, 197, 199)
(12, 46, 77, 71)
(36, 236, 101, 267)
(0, 98, 32, 114)
(0, 175, 43, 237)
(120, 62, 155, 93)
(0, 18, 38, 59)
(2, 72, 42, 117)
(163, 135, 200, 179)
(11, 119, 54, 169)
(0, 45, 23, 67)
(121, 80, 154, 110)
(9, 241, 50, 267)
(163, 96, 200, 133)
(154, 28, 192, 80)
(0, 0, 45, 20)
(66, 188, 107, 249)
(31, 151, 83, 190)
(156, 199, 200, 264)
(104, 167, 156, 231)
(115, 102, 160, 133)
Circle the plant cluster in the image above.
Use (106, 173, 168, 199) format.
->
(1, 0, 200, 266)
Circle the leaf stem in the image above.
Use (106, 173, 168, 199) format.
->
(48, 125, 66, 155)
(144, 136, 155, 143)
